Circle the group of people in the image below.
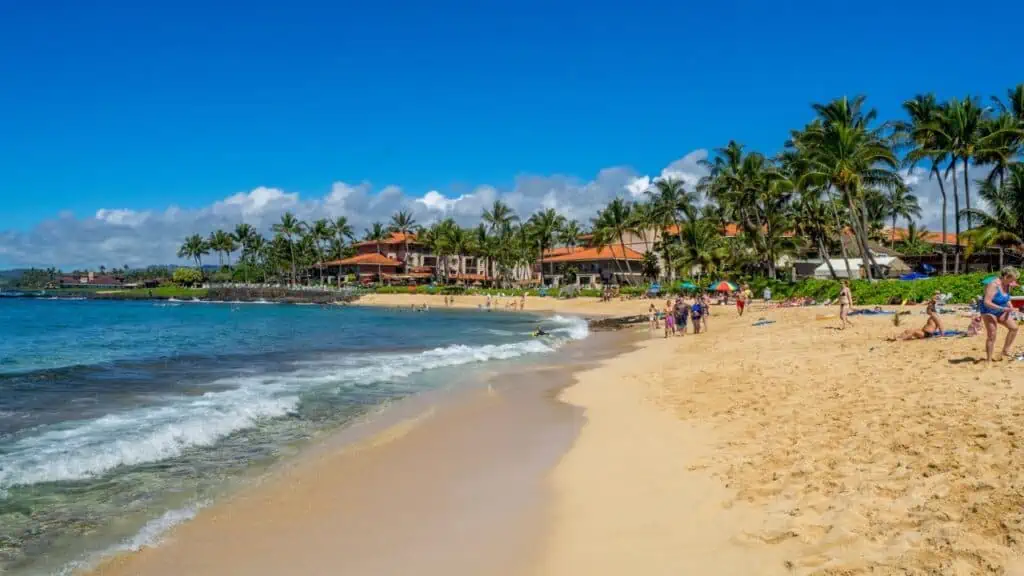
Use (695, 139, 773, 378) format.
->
(650, 293, 711, 337)
(482, 293, 527, 311)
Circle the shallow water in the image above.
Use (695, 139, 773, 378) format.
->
(0, 299, 588, 575)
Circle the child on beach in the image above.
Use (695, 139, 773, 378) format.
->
(648, 303, 659, 334)
(839, 280, 854, 330)
(664, 299, 676, 338)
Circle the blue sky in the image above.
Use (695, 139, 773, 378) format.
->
(1, 0, 1022, 268)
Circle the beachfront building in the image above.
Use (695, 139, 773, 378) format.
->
(538, 246, 645, 287)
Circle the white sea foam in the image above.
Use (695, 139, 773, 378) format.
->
(0, 387, 298, 488)
(56, 501, 209, 576)
(0, 325, 585, 490)
(549, 315, 590, 340)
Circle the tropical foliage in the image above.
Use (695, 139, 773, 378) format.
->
(174, 84, 1024, 285)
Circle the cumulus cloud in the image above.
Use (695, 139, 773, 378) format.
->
(0, 148, 973, 269)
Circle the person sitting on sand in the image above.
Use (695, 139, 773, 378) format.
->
(979, 266, 1020, 362)
(839, 280, 854, 330)
(888, 312, 942, 341)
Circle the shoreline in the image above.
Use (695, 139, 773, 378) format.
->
(80, 327, 634, 576)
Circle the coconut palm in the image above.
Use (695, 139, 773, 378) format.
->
(899, 221, 934, 256)
(177, 234, 210, 269)
(796, 96, 903, 279)
(363, 222, 389, 280)
(389, 210, 418, 268)
(883, 186, 922, 246)
(591, 198, 635, 284)
(559, 220, 583, 253)
(960, 164, 1024, 258)
(272, 212, 303, 284)
(306, 219, 332, 284)
(528, 209, 566, 282)
(482, 200, 519, 233)
(899, 93, 952, 273)
(676, 219, 727, 280)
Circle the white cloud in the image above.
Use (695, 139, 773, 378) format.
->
(0, 147, 811, 269)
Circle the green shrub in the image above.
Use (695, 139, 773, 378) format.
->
(172, 267, 204, 286)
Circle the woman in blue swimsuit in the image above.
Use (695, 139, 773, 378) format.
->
(980, 266, 1020, 363)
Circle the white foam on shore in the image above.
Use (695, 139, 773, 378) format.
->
(56, 501, 210, 576)
(0, 328, 585, 490)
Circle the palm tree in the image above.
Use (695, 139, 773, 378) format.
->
(272, 212, 302, 284)
(247, 234, 268, 281)
(559, 220, 583, 253)
(233, 223, 256, 282)
(647, 177, 697, 278)
(308, 219, 332, 284)
(591, 198, 635, 284)
(177, 234, 210, 269)
(960, 164, 1024, 267)
(883, 186, 922, 246)
(472, 223, 493, 281)
(899, 221, 934, 256)
(796, 96, 902, 280)
(363, 222, 389, 281)
(482, 200, 519, 233)
(207, 230, 233, 268)
(899, 93, 952, 273)
(528, 209, 566, 283)
(676, 219, 727, 281)
(389, 210, 418, 269)
(445, 224, 472, 278)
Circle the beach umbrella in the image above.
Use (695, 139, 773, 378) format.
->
(709, 280, 738, 292)
(679, 281, 698, 291)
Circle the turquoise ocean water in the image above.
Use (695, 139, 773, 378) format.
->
(0, 298, 588, 575)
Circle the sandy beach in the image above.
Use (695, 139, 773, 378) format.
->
(355, 292, 654, 317)
(83, 296, 1024, 575)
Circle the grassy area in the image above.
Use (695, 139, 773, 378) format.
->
(54, 286, 209, 299)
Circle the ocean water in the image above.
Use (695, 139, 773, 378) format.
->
(0, 299, 588, 575)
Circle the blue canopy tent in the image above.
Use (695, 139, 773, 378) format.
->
(647, 283, 661, 297)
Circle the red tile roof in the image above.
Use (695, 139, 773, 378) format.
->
(544, 245, 645, 263)
(354, 231, 419, 247)
(883, 227, 957, 245)
(324, 253, 402, 266)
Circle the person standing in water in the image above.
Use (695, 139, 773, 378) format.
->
(839, 280, 854, 330)
(979, 266, 1020, 363)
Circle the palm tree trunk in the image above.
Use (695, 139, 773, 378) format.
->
(964, 157, 972, 231)
(825, 186, 854, 280)
(818, 237, 839, 280)
(845, 192, 873, 280)
(618, 236, 633, 285)
(933, 166, 948, 275)
(891, 214, 897, 247)
(951, 161, 961, 274)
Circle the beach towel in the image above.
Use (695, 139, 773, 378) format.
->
(752, 320, 775, 327)
(939, 330, 967, 337)
(849, 309, 893, 316)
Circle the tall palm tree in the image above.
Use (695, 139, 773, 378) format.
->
(796, 96, 902, 279)
(272, 212, 302, 284)
(308, 219, 332, 284)
(899, 93, 952, 273)
(528, 209, 566, 283)
(472, 223, 493, 280)
(591, 198, 635, 284)
(883, 186, 922, 246)
(647, 177, 696, 278)
(177, 234, 210, 269)
(482, 200, 519, 233)
(247, 234, 268, 281)
(389, 210, 418, 269)
(233, 223, 256, 283)
(363, 222, 389, 281)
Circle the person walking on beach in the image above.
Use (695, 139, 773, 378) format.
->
(925, 290, 944, 336)
(839, 280, 854, 330)
(663, 299, 676, 338)
(979, 266, 1020, 363)
(701, 293, 711, 331)
(691, 297, 703, 334)
(648, 303, 659, 334)
(677, 297, 691, 336)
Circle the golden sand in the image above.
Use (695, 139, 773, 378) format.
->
(355, 292, 655, 317)
(540, 304, 1024, 574)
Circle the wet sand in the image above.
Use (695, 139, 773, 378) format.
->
(84, 331, 632, 576)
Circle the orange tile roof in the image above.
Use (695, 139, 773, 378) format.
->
(324, 253, 402, 266)
(542, 246, 576, 258)
(544, 245, 645, 263)
(883, 227, 957, 245)
(354, 231, 419, 247)
(665, 222, 793, 238)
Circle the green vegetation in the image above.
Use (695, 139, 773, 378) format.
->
(172, 267, 204, 286)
